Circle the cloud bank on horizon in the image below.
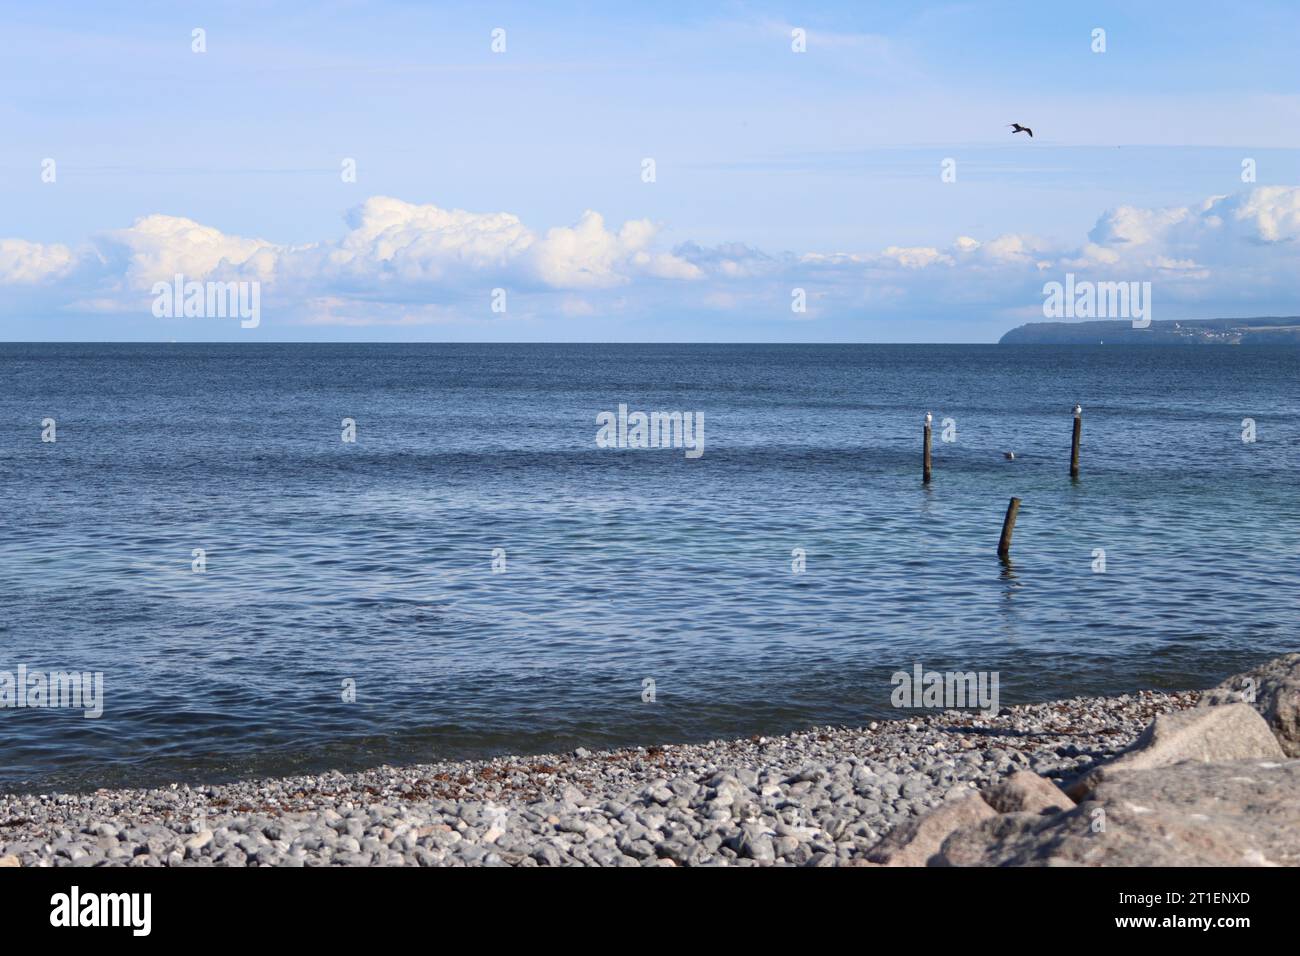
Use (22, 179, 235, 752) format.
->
(3, 186, 1299, 340)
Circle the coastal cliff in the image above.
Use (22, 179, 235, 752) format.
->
(999, 316, 1300, 345)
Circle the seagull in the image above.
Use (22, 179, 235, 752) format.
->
(925, 411, 932, 425)
(1003, 452, 1016, 460)
(1008, 123, 1033, 138)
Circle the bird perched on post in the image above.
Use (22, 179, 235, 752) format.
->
(925, 411, 932, 426)
(1008, 123, 1033, 138)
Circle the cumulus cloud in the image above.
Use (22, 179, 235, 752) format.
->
(315, 196, 533, 283)
(277, 198, 701, 291)
(102, 215, 280, 289)
(1224, 186, 1300, 243)
(0, 239, 75, 284)
(878, 245, 953, 269)
(529, 210, 701, 287)
(3, 186, 1298, 329)
(1088, 203, 1193, 247)
(1052, 190, 1283, 271)
(32, 198, 701, 298)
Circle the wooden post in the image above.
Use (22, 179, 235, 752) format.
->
(1070, 404, 1082, 478)
(923, 412, 933, 484)
(997, 497, 1021, 559)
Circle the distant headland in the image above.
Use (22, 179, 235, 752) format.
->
(999, 316, 1300, 345)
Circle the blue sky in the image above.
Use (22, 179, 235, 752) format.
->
(2, 0, 1298, 341)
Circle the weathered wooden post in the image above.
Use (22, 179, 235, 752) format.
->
(1070, 404, 1082, 478)
(923, 412, 933, 484)
(997, 497, 1021, 559)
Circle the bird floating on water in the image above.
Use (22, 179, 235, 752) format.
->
(1003, 451, 1016, 461)
(1008, 123, 1033, 138)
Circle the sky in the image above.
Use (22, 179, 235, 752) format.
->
(1, 0, 1298, 342)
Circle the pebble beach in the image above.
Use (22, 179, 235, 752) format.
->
(0, 689, 1197, 867)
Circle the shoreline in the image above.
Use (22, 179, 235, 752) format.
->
(1, 689, 1197, 867)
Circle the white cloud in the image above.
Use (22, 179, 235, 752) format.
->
(528, 210, 700, 287)
(66, 198, 707, 297)
(317, 196, 533, 283)
(1197, 187, 1300, 244)
(104, 215, 279, 289)
(0, 239, 75, 284)
(1087, 204, 1193, 247)
(878, 245, 952, 269)
(3, 186, 1299, 330)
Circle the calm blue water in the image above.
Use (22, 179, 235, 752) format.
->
(1, 343, 1297, 792)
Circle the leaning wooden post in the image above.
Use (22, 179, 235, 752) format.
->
(1070, 404, 1082, 478)
(923, 412, 933, 484)
(997, 497, 1021, 559)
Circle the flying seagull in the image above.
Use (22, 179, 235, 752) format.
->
(1008, 123, 1033, 138)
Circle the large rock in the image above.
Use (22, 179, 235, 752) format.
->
(980, 772, 1074, 815)
(938, 758, 1300, 866)
(1065, 703, 1284, 799)
(1201, 653, 1300, 757)
(866, 792, 996, 866)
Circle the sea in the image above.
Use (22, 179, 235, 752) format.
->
(1, 343, 1297, 791)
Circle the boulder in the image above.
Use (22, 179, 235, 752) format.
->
(866, 792, 996, 866)
(937, 758, 1300, 866)
(980, 771, 1074, 815)
(1201, 653, 1300, 757)
(1065, 703, 1284, 799)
